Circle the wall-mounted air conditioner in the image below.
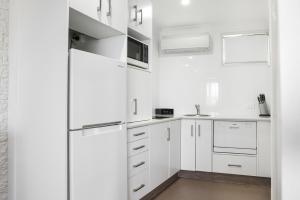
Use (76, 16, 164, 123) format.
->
(160, 33, 211, 54)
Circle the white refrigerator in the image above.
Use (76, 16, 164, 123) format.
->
(68, 49, 127, 200)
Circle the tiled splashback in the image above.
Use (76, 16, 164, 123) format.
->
(155, 22, 272, 117)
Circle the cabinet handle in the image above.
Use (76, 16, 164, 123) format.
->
(107, 0, 112, 16)
(228, 164, 242, 168)
(97, 0, 102, 12)
(133, 98, 138, 115)
(138, 9, 143, 25)
(133, 145, 145, 151)
(133, 184, 145, 192)
(133, 132, 146, 137)
(132, 5, 138, 21)
(191, 125, 194, 137)
(198, 125, 201, 137)
(133, 161, 146, 168)
(167, 128, 171, 141)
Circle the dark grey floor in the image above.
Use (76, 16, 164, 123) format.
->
(154, 178, 271, 200)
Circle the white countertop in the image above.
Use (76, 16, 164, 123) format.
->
(127, 114, 271, 129)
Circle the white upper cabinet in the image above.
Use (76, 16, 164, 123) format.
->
(128, 0, 153, 39)
(70, 0, 101, 21)
(109, 0, 127, 34)
(70, 0, 127, 34)
(181, 119, 212, 172)
(127, 67, 152, 123)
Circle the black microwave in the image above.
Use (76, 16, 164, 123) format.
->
(127, 36, 149, 69)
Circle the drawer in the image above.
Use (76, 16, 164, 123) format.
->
(128, 138, 149, 157)
(128, 152, 149, 177)
(214, 121, 257, 149)
(128, 170, 149, 200)
(213, 153, 257, 176)
(128, 127, 148, 143)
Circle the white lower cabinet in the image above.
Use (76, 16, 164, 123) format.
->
(127, 120, 181, 199)
(257, 121, 271, 178)
(169, 120, 181, 177)
(181, 119, 212, 172)
(127, 119, 270, 199)
(128, 170, 149, 200)
(213, 153, 257, 176)
(148, 120, 181, 191)
(149, 123, 169, 190)
(128, 152, 149, 177)
(127, 126, 150, 200)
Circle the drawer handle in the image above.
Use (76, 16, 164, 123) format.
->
(133, 132, 146, 137)
(133, 145, 145, 151)
(228, 164, 242, 168)
(133, 161, 146, 168)
(133, 184, 145, 192)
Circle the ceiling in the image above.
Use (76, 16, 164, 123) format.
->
(153, 0, 269, 28)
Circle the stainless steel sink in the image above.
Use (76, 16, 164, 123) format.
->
(184, 114, 211, 117)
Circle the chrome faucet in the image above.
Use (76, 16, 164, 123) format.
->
(195, 104, 200, 115)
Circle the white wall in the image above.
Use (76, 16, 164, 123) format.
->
(155, 21, 272, 117)
(0, 0, 8, 200)
(269, 0, 280, 199)
(277, 0, 300, 199)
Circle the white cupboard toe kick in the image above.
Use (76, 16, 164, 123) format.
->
(213, 153, 257, 176)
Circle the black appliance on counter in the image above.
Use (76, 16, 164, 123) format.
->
(154, 108, 174, 119)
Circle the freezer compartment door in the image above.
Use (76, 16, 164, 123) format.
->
(69, 49, 126, 130)
(69, 124, 127, 200)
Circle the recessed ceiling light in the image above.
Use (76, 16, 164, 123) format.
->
(181, 0, 190, 6)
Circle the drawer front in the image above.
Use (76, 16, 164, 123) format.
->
(128, 138, 149, 157)
(128, 170, 149, 200)
(128, 127, 148, 143)
(214, 121, 257, 149)
(213, 153, 257, 176)
(128, 152, 149, 177)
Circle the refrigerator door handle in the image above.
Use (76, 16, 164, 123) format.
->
(82, 121, 122, 130)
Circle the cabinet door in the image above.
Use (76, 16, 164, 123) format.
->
(149, 123, 169, 190)
(127, 67, 152, 123)
(181, 120, 196, 171)
(128, 0, 152, 38)
(109, 0, 127, 33)
(70, 0, 108, 22)
(69, 124, 127, 200)
(195, 120, 212, 172)
(257, 121, 271, 177)
(169, 120, 181, 176)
